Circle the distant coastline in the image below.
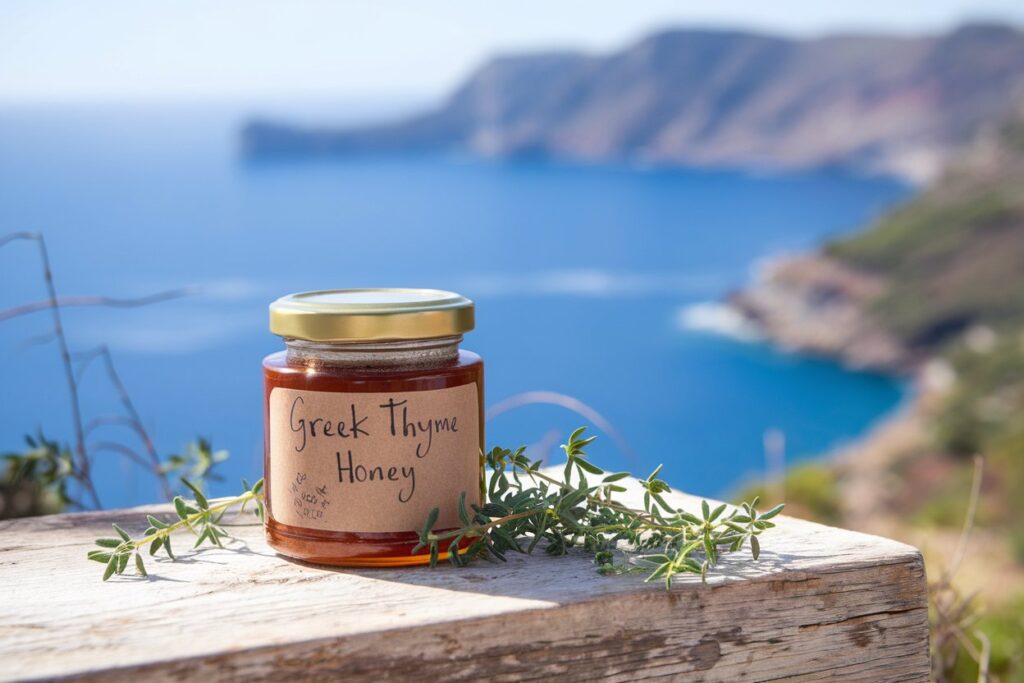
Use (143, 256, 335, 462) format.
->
(241, 22, 1024, 185)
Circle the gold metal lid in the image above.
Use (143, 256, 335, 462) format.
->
(269, 288, 475, 342)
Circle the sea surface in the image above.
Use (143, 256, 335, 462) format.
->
(0, 101, 910, 509)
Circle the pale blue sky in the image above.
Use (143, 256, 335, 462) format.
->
(1, 0, 1021, 104)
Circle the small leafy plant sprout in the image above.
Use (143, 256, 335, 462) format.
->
(415, 428, 783, 589)
(88, 479, 264, 581)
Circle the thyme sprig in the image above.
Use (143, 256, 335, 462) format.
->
(416, 428, 782, 588)
(88, 429, 779, 586)
(88, 478, 264, 580)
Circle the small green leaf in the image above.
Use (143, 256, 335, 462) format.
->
(102, 555, 117, 581)
(421, 507, 439, 541)
(678, 511, 701, 525)
(457, 491, 469, 526)
(575, 458, 603, 475)
(112, 524, 131, 542)
(95, 538, 121, 548)
(703, 533, 715, 562)
(567, 426, 588, 445)
(147, 515, 168, 529)
(652, 493, 675, 513)
(750, 535, 760, 560)
(135, 553, 148, 577)
(447, 538, 464, 567)
(724, 521, 747, 534)
(181, 479, 209, 510)
(709, 503, 727, 522)
(644, 562, 671, 582)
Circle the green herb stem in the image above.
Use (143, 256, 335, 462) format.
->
(132, 490, 258, 549)
(88, 477, 264, 580)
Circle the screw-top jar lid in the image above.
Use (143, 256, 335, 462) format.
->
(269, 288, 475, 342)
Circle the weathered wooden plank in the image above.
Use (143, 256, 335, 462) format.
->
(0, 483, 929, 682)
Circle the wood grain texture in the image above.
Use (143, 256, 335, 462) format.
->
(0, 481, 930, 682)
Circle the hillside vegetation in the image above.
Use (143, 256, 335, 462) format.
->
(828, 113, 1024, 348)
(741, 109, 1024, 681)
(829, 110, 1024, 538)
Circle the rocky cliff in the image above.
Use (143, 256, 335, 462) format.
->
(243, 23, 1024, 183)
(731, 102, 1024, 370)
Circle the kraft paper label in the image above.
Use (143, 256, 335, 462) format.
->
(268, 383, 481, 533)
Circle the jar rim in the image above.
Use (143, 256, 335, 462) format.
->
(269, 288, 474, 342)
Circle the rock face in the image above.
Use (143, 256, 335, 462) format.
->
(243, 23, 1024, 182)
(729, 256, 910, 372)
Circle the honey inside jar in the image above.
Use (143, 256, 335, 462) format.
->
(262, 289, 484, 566)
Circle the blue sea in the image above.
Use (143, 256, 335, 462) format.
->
(0, 101, 909, 509)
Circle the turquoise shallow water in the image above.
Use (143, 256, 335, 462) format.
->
(0, 102, 909, 508)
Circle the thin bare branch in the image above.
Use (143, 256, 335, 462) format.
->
(94, 346, 173, 500)
(0, 232, 41, 248)
(83, 415, 142, 438)
(975, 630, 991, 683)
(18, 331, 58, 349)
(929, 455, 988, 681)
(14, 233, 102, 508)
(945, 455, 984, 584)
(3, 232, 183, 505)
(0, 289, 191, 323)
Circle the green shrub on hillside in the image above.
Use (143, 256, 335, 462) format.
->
(938, 336, 1024, 455)
(827, 110, 1024, 349)
(834, 189, 1024, 345)
(828, 191, 1016, 274)
(930, 335, 1024, 543)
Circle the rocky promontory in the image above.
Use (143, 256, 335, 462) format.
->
(731, 99, 1024, 373)
(728, 256, 911, 372)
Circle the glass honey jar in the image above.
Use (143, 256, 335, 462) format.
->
(263, 289, 484, 566)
